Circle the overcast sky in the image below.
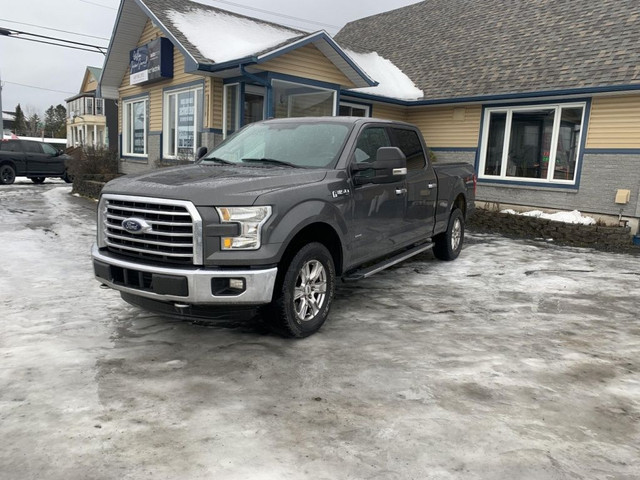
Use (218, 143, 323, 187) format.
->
(0, 0, 420, 117)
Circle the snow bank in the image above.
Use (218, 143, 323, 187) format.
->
(166, 8, 301, 63)
(344, 49, 424, 101)
(501, 209, 597, 225)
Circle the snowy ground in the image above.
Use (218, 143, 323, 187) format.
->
(1, 180, 639, 479)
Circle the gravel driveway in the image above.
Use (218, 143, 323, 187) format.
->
(1, 181, 639, 479)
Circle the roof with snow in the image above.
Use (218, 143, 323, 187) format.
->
(2, 111, 15, 122)
(99, 0, 375, 99)
(335, 0, 640, 101)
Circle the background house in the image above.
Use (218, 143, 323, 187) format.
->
(66, 67, 117, 149)
(98, 0, 640, 232)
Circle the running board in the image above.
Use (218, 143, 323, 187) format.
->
(342, 242, 434, 282)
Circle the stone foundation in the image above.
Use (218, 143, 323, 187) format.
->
(468, 208, 637, 253)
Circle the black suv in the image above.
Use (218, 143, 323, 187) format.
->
(0, 139, 72, 184)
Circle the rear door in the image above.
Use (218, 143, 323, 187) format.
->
(23, 141, 62, 175)
(390, 127, 437, 241)
(348, 125, 407, 264)
(0, 140, 27, 174)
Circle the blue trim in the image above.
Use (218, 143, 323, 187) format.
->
(239, 82, 246, 126)
(255, 32, 377, 87)
(161, 79, 205, 93)
(584, 148, 640, 155)
(430, 147, 477, 152)
(121, 156, 149, 162)
(196, 56, 257, 73)
(118, 133, 122, 159)
(483, 97, 591, 109)
(268, 72, 341, 91)
(148, 131, 162, 135)
(203, 128, 224, 134)
(475, 98, 592, 191)
(477, 179, 579, 191)
(342, 83, 640, 107)
(121, 92, 149, 102)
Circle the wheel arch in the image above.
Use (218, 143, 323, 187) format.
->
(278, 222, 344, 277)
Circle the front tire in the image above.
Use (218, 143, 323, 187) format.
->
(433, 208, 464, 261)
(0, 165, 16, 185)
(268, 242, 336, 338)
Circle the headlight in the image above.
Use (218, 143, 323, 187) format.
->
(96, 196, 108, 247)
(216, 206, 272, 250)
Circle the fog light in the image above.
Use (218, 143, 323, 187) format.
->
(211, 277, 246, 296)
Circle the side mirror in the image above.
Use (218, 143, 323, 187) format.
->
(196, 146, 208, 160)
(352, 147, 407, 185)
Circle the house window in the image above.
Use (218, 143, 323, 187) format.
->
(123, 97, 147, 156)
(86, 98, 94, 115)
(272, 79, 336, 118)
(479, 103, 585, 184)
(339, 101, 370, 117)
(163, 86, 203, 159)
(95, 98, 104, 116)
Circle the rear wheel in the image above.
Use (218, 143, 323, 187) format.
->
(61, 171, 72, 183)
(267, 242, 335, 338)
(433, 208, 464, 261)
(31, 177, 45, 184)
(0, 165, 16, 185)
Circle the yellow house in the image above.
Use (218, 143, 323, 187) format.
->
(99, 0, 640, 229)
(98, 0, 407, 174)
(66, 67, 117, 149)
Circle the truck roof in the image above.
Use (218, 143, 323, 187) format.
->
(260, 116, 415, 128)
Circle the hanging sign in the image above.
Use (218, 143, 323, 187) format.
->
(130, 38, 173, 85)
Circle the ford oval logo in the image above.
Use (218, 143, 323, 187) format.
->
(122, 218, 151, 234)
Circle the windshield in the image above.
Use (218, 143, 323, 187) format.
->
(201, 121, 350, 168)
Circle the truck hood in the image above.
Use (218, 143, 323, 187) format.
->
(101, 164, 328, 205)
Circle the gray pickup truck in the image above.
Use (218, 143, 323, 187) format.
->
(93, 117, 475, 337)
(0, 139, 72, 184)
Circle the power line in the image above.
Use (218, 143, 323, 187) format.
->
(3, 80, 76, 95)
(77, 0, 117, 10)
(0, 18, 110, 41)
(0, 27, 107, 54)
(207, 0, 341, 30)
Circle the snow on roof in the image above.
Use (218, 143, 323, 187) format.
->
(165, 8, 303, 64)
(501, 209, 597, 226)
(344, 49, 424, 101)
(2, 112, 15, 121)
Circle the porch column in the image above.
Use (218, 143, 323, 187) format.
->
(94, 124, 97, 147)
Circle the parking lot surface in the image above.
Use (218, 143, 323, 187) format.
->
(1, 181, 639, 479)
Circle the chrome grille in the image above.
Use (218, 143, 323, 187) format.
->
(101, 195, 202, 265)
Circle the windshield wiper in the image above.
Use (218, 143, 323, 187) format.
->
(241, 158, 302, 168)
(202, 156, 235, 165)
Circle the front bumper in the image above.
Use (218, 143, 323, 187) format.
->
(92, 245, 278, 305)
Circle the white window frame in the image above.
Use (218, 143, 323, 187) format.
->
(272, 79, 337, 118)
(339, 101, 371, 117)
(162, 85, 203, 159)
(478, 102, 586, 185)
(122, 97, 148, 157)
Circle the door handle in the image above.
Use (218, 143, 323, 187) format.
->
(395, 188, 407, 195)
(428, 183, 436, 189)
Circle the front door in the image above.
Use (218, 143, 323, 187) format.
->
(348, 126, 407, 265)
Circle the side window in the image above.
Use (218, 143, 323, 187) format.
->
(393, 128, 426, 171)
(353, 127, 391, 164)
(1, 141, 21, 152)
(22, 141, 44, 154)
(42, 144, 58, 156)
